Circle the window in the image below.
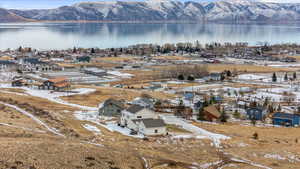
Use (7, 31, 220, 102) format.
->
(154, 129, 158, 133)
(137, 116, 142, 119)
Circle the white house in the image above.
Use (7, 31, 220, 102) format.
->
(138, 119, 167, 136)
(120, 105, 166, 136)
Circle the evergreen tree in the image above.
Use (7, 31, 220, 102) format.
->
(18, 46, 22, 52)
(203, 99, 209, 107)
(233, 110, 241, 119)
(272, 72, 277, 82)
(187, 75, 195, 81)
(220, 110, 229, 123)
(73, 47, 77, 53)
(277, 104, 282, 112)
(209, 96, 216, 105)
(179, 100, 184, 107)
(91, 48, 95, 54)
(284, 73, 288, 81)
(220, 73, 226, 81)
(268, 104, 274, 113)
(263, 98, 269, 108)
(226, 70, 232, 77)
(251, 117, 257, 126)
(297, 106, 300, 114)
(234, 90, 238, 96)
(178, 74, 185, 80)
(198, 107, 206, 121)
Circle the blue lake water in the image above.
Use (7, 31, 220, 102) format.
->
(0, 22, 299, 50)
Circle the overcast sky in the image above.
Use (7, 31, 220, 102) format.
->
(0, 0, 298, 9)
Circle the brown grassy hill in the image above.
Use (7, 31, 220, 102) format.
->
(0, 8, 33, 22)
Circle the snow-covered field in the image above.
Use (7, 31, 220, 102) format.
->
(0, 101, 64, 137)
(74, 111, 144, 138)
(83, 124, 102, 135)
(107, 71, 134, 78)
(0, 83, 98, 111)
(160, 114, 229, 147)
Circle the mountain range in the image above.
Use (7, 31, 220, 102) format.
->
(2, 0, 300, 23)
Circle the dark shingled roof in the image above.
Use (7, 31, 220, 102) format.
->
(126, 105, 144, 114)
(0, 60, 15, 65)
(24, 58, 47, 65)
(273, 112, 300, 119)
(104, 98, 124, 109)
(141, 119, 166, 128)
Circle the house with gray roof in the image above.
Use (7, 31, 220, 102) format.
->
(120, 105, 166, 136)
(99, 98, 124, 117)
(138, 119, 166, 136)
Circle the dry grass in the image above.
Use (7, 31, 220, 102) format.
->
(0, 92, 76, 112)
(0, 105, 44, 131)
(166, 82, 199, 88)
(225, 82, 277, 89)
(60, 86, 176, 107)
(205, 64, 295, 73)
(154, 55, 191, 61)
(94, 56, 138, 62)
(153, 64, 295, 74)
(1, 88, 26, 93)
(193, 121, 300, 169)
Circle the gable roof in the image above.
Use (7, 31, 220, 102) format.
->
(204, 105, 221, 118)
(104, 98, 124, 109)
(47, 77, 67, 83)
(0, 60, 15, 65)
(141, 118, 166, 128)
(273, 112, 300, 119)
(126, 105, 144, 114)
(24, 58, 47, 65)
(54, 82, 70, 88)
(132, 97, 154, 107)
(247, 107, 263, 113)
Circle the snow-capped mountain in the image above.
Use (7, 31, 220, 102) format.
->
(5, 0, 300, 22)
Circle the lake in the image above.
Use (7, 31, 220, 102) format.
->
(0, 22, 300, 50)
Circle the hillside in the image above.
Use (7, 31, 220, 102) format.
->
(0, 8, 32, 22)
(4, 0, 300, 23)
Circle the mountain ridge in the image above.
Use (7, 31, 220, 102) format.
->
(3, 0, 300, 23)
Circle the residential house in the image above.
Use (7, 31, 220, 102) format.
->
(272, 112, 300, 127)
(137, 118, 166, 136)
(184, 92, 194, 101)
(246, 107, 266, 121)
(39, 77, 70, 91)
(209, 73, 222, 81)
(203, 105, 221, 122)
(77, 56, 91, 63)
(240, 87, 253, 93)
(120, 105, 166, 136)
(131, 97, 155, 108)
(194, 101, 204, 112)
(99, 98, 124, 117)
(20, 58, 53, 72)
(0, 60, 17, 71)
(12, 79, 26, 87)
(83, 67, 107, 77)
